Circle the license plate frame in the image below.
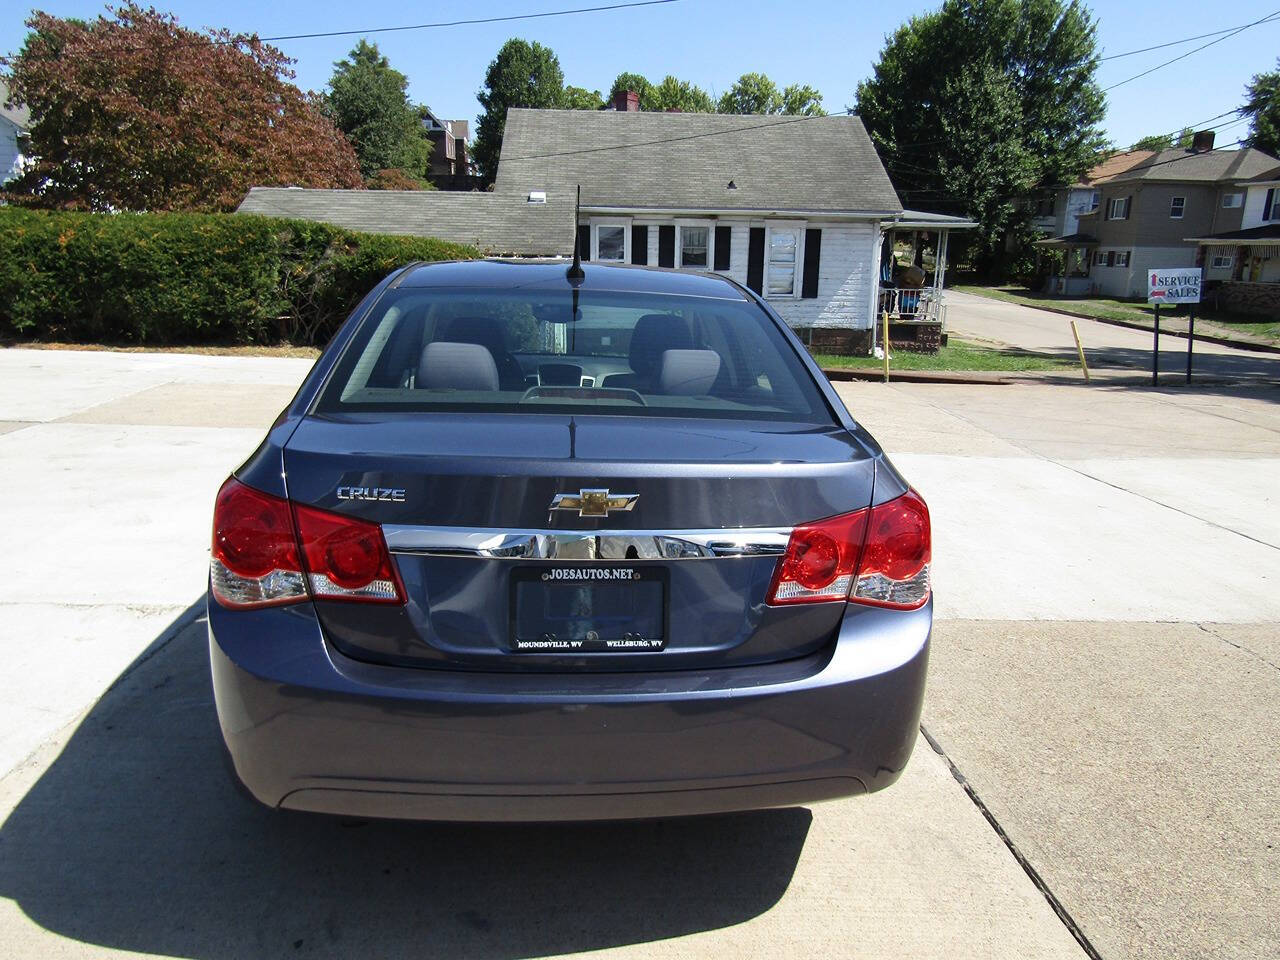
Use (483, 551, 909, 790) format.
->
(508, 565, 669, 653)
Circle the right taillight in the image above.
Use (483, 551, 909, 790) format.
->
(851, 490, 931, 609)
(767, 490, 931, 609)
(210, 477, 405, 609)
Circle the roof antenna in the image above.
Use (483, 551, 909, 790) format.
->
(566, 184, 585, 281)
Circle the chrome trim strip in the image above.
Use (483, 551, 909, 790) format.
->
(383, 525, 791, 560)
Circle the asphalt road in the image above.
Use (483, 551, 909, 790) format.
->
(1, 346, 1276, 959)
(944, 289, 1280, 382)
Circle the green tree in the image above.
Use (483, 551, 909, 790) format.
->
(326, 39, 433, 186)
(1243, 59, 1280, 158)
(648, 75, 714, 113)
(609, 72, 654, 109)
(856, 0, 1106, 275)
(780, 83, 825, 116)
(1130, 127, 1192, 152)
(718, 72, 781, 114)
(718, 73, 826, 115)
(564, 85, 605, 110)
(1, 3, 360, 212)
(474, 38, 564, 182)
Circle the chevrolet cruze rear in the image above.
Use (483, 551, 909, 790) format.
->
(208, 260, 931, 821)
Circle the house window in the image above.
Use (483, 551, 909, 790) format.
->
(677, 223, 710, 268)
(1222, 193, 1243, 209)
(1170, 197, 1185, 219)
(1211, 255, 1234, 269)
(592, 221, 629, 263)
(1107, 197, 1130, 220)
(1116, 251, 1130, 267)
(1266, 189, 1280, 222)
(765, 225, 803, 297)
(1094, 251, 1104, 265)
(1089, 191, 1100, 211)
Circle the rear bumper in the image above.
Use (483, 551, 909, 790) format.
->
(208, 598, 930, 821)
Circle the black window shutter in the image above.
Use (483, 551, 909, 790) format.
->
(658, 225, 675, 267)
(713, 226, 732, 271)
(746, 227, 766, 293)
(577, 225, 591, 261)
(1107, 251, 1115, 267)
(1125, 196, 1132, 220)
(631, 225, 648, 265)
(801, 229, 822, 298)
(1266, 189, 1275, 221)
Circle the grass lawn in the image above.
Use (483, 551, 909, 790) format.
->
(815, 339, 1072, 372)
(954, 284, 1280, 346)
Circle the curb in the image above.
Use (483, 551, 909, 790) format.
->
(957, 293, 1280, 356)
(822, 367, 1011, 385)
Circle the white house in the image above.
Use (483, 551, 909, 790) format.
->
(495, 103, 971, 353)
(0, 79, 31, 185)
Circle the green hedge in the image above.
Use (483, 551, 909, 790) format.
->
(0, 208, 479, 345)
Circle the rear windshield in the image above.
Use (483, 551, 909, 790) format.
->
(315, 287, 834, 424)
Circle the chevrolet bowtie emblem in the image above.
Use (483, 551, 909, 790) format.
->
(550, 488, 639, 518)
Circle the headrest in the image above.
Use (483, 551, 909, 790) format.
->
(417, 341, 500, 391)
(629, 314, 693, 378)
(659, 349, 721, 396)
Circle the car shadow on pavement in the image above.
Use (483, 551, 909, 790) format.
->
(0, 600, 810, 959)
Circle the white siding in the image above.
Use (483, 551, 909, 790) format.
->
(1241, 184, 1277, 229)
(0, 118, 25, 184)
(1062, 187, 1099, 236)
(594, 214, 879, 331)
(768, 221, 877, 331)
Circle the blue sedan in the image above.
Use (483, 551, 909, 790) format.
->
(208, 259, 931, 821)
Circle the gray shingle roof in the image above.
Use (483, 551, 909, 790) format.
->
(494, 108, 903, 216)
(235, 188, 574, 257)
(1108, 146, 1280, 183)
(0, 79, 30, 130)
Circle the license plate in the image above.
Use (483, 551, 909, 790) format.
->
(510, 566, 667, 652)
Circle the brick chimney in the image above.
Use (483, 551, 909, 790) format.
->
(1191, 129, 1216, 153)
(611, 89, 640, 112)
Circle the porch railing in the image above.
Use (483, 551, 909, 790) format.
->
(880, 287, 945, 325)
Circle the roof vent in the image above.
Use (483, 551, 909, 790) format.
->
(527, 190, 547, 204)
(727, 180, 738, 190)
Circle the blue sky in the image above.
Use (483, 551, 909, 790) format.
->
(2, 0, 1278, 152)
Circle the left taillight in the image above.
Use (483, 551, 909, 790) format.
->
(210, 478, 307, 608)
(210, 477, 405, 609)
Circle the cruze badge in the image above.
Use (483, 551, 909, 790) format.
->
(550, 488, 638, 517)
(337, 486, 406, 503)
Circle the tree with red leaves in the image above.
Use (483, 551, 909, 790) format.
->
(2, 4, 362, 211)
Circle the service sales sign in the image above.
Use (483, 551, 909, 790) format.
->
(1148, 267, 1202, 304)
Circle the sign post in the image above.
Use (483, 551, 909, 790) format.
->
(1147, 267, 1202, 387)
(1186, 307, 1196, 384)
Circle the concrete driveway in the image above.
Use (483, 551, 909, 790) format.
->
(945, 289, 1280, 382)
(1, 346, 1277, 959)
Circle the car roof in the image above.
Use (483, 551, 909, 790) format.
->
(395, 259, 752, 301)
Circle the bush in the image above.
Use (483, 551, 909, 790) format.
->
(0, 208, 478, 345)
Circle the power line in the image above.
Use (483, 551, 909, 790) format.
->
(1098, 13, 1280, 61)
(238, 0, 681, 44)
(1104, 9, 1280, 91)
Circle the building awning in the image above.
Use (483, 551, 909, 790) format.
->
(1033, 233, 1098, 247)
(893, 210, 978, 229)
(1186, 224, 1280, 246)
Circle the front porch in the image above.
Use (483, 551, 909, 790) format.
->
(875, 212, 975, 353)
(1191, 227, 1280, 318)
(1032, 232, 1099, 296)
